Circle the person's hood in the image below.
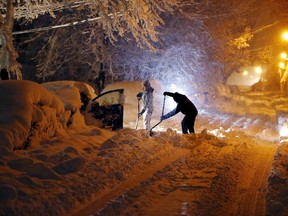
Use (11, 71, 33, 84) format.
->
(143, 80, 151, 88)
(173, 92, 181, 103)
(147, 87, 154, 93)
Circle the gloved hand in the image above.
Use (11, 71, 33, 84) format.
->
(160, 115, 166, 121)
(163, 92, 168, 96)
(136, 92, 143, 99)
(138, 109, 145, 116)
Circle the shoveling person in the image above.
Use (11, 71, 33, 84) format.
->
(136, 80, 154, 131)
(160, 92, 198, 134)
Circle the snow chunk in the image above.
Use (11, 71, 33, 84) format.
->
(52, 156, 85, 175)
(7, 158, 61, 180)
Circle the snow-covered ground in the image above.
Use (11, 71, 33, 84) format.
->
(0, 80, 287, 215)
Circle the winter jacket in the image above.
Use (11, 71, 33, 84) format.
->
(140, 86, 154, 114)
(162, 92, 197, 120)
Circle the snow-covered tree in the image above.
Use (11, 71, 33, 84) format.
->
(0, 0, 180, 80)
(99, 0, 282, 92)
(1, 0, 285, 88)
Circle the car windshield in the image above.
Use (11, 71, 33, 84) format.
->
(95, 89, 125, 106)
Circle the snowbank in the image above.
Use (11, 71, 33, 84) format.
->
(267, 142, 288, 215)
(42, 80, 96, 131)
(0, 80, 66, 153)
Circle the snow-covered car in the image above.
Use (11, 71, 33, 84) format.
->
(42, 81, 125, 131)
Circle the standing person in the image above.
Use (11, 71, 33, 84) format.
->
(160, 92, 198, 134)
(95, 63, 106, 94)
(137, 80, 154, 131)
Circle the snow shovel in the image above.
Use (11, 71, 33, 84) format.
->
(135, 93, 142, 129)
(149, 95, 166, 136)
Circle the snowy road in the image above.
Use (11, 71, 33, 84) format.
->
(74, 148, 191, 215)
(72, 109, 278, 216)
(238, 142, 276, 216)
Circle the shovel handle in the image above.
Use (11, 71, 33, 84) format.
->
(149, 95, 166, 136)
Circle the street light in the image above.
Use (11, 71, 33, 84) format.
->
(281, 52, 287, 59)
(283, 31, 288, 41)
(280, 52, 288, 77)
(279, 62, 285, 69)
(255, 66, 262, 73)
(242, 70, 248, 76)
(255, 66, 262, 75)
(255, 67, 263, 88)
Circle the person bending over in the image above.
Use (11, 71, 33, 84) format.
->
(161, 92, 198, 134)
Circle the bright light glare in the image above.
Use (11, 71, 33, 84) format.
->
(255, 66, 262, 74)
(170, 84, 177, 92)
(280, 124, 288, 137)
(283, 32, 288, 40)
(278, 115, 288, 143)
(280, 124, 288, 144)
(242, 71, 248, 76)
(281, 52, 287, 59)
(226, 67, 261, 86)
(168, 83, 188, 95)
(279, 62, 285, 69)
(164, 84, 184, 111)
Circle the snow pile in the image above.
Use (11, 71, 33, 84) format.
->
(0, 124, 237, 216)
(213, 86, 282, 117)
(41, 80, 96, 112)
(42, 80, 96, 131)
(0, 80, 67, 154)
(267, 142, 288, 215)
(0, 80, 97, 155)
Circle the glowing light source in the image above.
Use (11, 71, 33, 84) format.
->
(169, 84, 177, 92)
(165, 84, 182, 111)
(281, 52, 287, 59)
(278, 114, 288, 143)
(226, 67, 261, 86)
(279, 62, 285, 69)
(283, 31, 288, 41)
(255, 66, 262, 74)
(280, 123, 288, 143)
(242, 70, 248, 76)
(280, 124, 288, 137)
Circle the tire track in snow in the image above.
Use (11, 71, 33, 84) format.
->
(73, 148, 190, 216)
(238, 143, 277, 216)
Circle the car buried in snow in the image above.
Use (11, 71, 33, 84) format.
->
(41, 81, 124, 131)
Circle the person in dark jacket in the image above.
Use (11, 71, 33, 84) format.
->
(160, 92, 198, 134)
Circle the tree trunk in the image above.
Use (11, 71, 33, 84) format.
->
(1, 0, 22, 79)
